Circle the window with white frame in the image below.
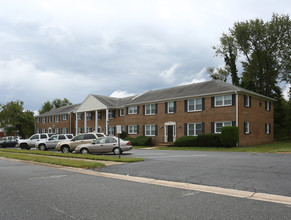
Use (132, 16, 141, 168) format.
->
(128, 125, 138, 134)
(119, 108, 124, 116)
(168, 102, 175, 113)
(86, 127, 93, 133)
(188, 98, 202, 111)
(108, 110, 115, 119)
(62, 128, 68, 134)
(265, 123, 270, 134)
(108, 127, 115, 135)
(215, 95, 232, 107)
(77, 127, 82, 134)
(244, 121, 250, 134)
(42, 117, 46, 123)
(187, 123, 203, 136)
(77, 113, 83, 120)
(86, 112, 92, 120)
(145, 125, 156, 136)
(121, 126, 125, 132)
(62, 114, 68, 120)
(265, 101, 270, 111)
(244, 95, 250, 107)
(215, 121, 232, 133)
(42, 128, 46, 133)
(128, 106, 138, 114)
(55, 128, 60, 134)
(36, 118, 40, 123)
(145, 104, 156, 115)
(36, 129, 40, 133)
(55, 115, 60, 122)
(48, 116, 52, 123)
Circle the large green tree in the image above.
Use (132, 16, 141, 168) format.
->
(39, 98, 72, 114)
(0, 101, 35, 138)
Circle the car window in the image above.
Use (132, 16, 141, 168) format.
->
(66, 134, 73, 139)
(48, 134, 54, 137)
(73, 134, 85, 141)
(30, 135, 39, 140)
(40, 134, 47, 139)
(85, 134, 96, 139)
(49, 135, 58, 141)
(58, 135, 66, 140)
(97, 134, 105, 137)
(107, 138, 117, 143)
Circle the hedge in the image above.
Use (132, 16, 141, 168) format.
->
(174, 136, 198, 146)
(197, 133, 222, 147)
(220, 126, 239, 147)
(124, 136, 152, 146)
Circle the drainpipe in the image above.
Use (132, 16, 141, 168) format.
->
(75, 112, 78, 136)
(236, 92, 239, 127)
(106, 108, 109, 135)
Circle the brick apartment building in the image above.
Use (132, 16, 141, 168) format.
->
(35, 80, 274, 146)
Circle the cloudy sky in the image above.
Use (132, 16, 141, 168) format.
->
(0, 0, 290, 112)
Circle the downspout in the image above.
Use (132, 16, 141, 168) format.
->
(106, 108, 109, 135)
(75, 112, 78, 136)
(236, 91, 238, 126)
(69, 113, 71, 134)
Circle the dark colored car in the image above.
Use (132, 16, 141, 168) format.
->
(0, 137, 19, 148)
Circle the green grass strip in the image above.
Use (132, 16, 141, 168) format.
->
(0, 149, 144, 162)
(155, 141, 291, 153)
(0, 152, 105, 169)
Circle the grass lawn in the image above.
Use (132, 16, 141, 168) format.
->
(154, 141, 291, 153)
(0, 149, 144, 163)
(0, 151, 105, 169)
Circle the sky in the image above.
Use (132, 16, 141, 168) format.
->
(0, 0, 290, 112)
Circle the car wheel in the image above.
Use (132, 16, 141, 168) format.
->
(113, 147, 121, 155)
(20, 143, 29, 150)
(80, 148, 89, 154)
(61, 146, 70, 153)
(39, 144, 46, 151)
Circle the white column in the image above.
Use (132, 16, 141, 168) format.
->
(84, 112, 87, 133)
(95, 110, 98, 132)
(106, 108, 109, 135)
(75, 113, 78, 136)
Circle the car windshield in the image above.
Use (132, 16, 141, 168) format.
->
(49, 136, 58, 141)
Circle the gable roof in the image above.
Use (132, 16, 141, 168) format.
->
(37, 104, 81, 117)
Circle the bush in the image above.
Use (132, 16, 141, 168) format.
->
(124, 136, 152, 146)
(197, 133, 221, 147)
(220, 126, 239, 147)
(119, 131, 127, 139)
(174, 136, 198, 146)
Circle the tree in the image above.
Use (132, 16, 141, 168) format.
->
(207, 67, 229, 82)
(39, 98, 72, 114)
(212, 13, 291, 98)
(0, 101, 35, 138)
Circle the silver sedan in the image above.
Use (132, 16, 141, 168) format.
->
(75, 136, 132, 155)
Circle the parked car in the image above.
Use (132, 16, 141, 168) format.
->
(0, 136, 19, 148)
(16, 133, 54, 150)
(55, 133, 106, 153)
(75, 136, 132, 155)
(35, 134, 74, 150)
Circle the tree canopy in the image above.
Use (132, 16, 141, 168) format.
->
(39, 98, 72, 114)
(0, 101, 35, 138)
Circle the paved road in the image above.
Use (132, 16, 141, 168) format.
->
(1, 158, 291, 220)
(100, 149, 291, 197)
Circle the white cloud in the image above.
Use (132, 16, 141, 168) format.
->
(159, 63, 180, 83)
(180, 67, 209, 85)
(283, 84, 290, 100)
(110, 90, 136, 98)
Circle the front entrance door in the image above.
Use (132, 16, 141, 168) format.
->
(167, 125, 174, 142)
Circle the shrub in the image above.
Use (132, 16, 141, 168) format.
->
(135, 136, 152, 146)
(174, 136, 198, 146)
(124, 137, 138, 146)
(197, 133, 221, 147)
(119, 131, 127, 139)
(220, 126, 239, 148)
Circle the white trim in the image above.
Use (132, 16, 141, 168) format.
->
(187, 98, 202, 112)
(128, 125, 138, 134)
(145, 124, 156, 136)
(236, 92, 238, 127)
(164, 121, 176, 142)
(215, 95, 232, 107)
(145, 104, 156, 115)
(214, 121, 232, 134)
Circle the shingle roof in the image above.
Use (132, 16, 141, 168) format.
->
(37, 103, 81, 117)
(91, 94, 135, 108)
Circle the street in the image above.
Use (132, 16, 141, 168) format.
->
(0, 158, 291, 220)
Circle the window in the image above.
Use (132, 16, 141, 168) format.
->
(42, 117, 46, 123)
(36, 118, 40, 123)
(188, 98, 202, 111)
(98, 112, 102, 120)
(42, 128, 46, 133)
(48, 116, 52, 123)
(187, 123, 203, 136)
(62, 114, 68, 120)
(128, 106, 138, 114)
(58, 135, 66, 140)
(40, 134, 47, 139)
(55, 128, 60, 134)
(265, 124, 270, 134)
(215, 95, 232, 107)
(145, 125, 156, 136)
(168, 102, 175, 113)
(244, 122, 250, 134)
(62, 128, 68, 134)
(119, 108, 124, 116)
(77, 127, 82, 134)
(86, 127, 93, 133)
(215, 121, 232, 133)
(265, 101, 270, 111)
(85, 134, 96, 139)
(86, 112, 92, 120)
(55, 115, 60, 122)
(108, 110, 115, 119)
(77, 113, 83, 120)
(128, 125, 138, 134)
(145, 104, 156, 115)
(244, 95, 251, 107)
(108, 127, 115, 135)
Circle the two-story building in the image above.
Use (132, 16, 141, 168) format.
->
(35, 80, 274, 146)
